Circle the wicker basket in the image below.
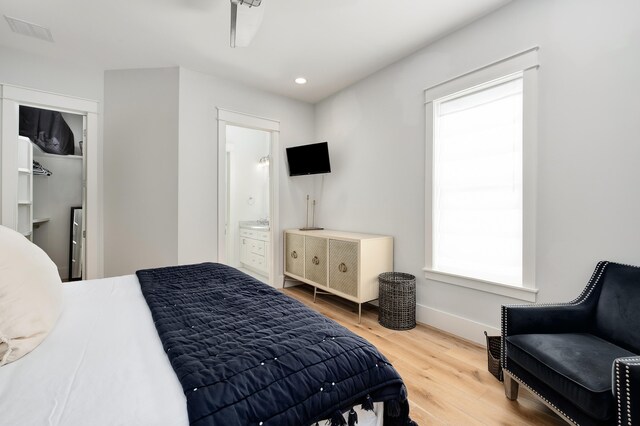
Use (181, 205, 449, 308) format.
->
(378, 272, 416, 330)
(484, 331, 503, 381)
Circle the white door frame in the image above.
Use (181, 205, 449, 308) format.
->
(0, 84, 100, 279)
(217, 108, 280, 287)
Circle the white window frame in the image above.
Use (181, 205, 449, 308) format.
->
(423, 47, 539, 302)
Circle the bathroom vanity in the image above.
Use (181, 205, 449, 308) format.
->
(239, 221, 270, 277)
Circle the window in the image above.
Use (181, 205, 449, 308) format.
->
(424, 48, 538, 301)
(433, 74, 523, 285)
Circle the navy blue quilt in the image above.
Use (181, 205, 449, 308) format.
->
(136, 263, 414, 426)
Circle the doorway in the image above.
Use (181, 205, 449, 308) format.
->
(217, 109, 280, 287)
(22, 106, 86, 281)
(0, 84, 99, 279)
(225, 125, 270, 282)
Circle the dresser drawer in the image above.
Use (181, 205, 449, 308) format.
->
(240, 229, 269, 240)
(255, 231, 269, 241)
(247, 252, 266, 270)
(249, 239, 265, 256)
(240, 229, 256, 238)
(304, 236, 327, 287)
(329, 239, 358, 297)
(285, 233, 304, 277)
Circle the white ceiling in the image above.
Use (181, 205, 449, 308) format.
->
(0, 0, 511, 103)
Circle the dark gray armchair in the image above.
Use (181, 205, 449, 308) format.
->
(501, 261, 640, 425)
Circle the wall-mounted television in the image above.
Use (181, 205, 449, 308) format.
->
(286, 142, 331, 176)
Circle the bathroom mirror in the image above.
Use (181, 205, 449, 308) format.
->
(68, 207, 83, 281)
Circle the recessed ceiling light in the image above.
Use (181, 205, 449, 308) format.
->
(295, 77, 307, 85)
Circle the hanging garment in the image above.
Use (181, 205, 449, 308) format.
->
(19, 106, 75, 156)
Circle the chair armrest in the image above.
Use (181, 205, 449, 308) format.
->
(502, 303, 593, 338)
(501, 263, 610, 338)
(614, 356, 640, 425)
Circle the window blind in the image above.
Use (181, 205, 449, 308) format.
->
(432, 76, 523, 285)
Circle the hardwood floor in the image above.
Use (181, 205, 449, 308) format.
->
(282, 284, 566, 426)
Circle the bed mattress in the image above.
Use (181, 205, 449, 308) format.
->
(0, 275, 382, 426)
(0, 275, 188, 425)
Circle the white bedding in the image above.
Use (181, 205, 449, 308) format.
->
(0, 275, 382, 426)
(0, 275, 188, 426)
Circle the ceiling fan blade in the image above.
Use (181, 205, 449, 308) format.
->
(230, 0, 265, 48)
(230, 2, 238, 48)
(232, 0, 262, 6)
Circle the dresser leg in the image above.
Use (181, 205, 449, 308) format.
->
(313, 286, 317, 303)
(358, 303, 362, 324)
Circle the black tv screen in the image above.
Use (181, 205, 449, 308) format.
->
(286, 142, 331, 176)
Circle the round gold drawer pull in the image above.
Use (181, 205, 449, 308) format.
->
(338, 263, 347, 273)
(291, 251, 298, 259)
(312, 256, 320, 265)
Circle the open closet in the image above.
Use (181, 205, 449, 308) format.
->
(0, 84, 99, 280)
(17, 106, 85, 281)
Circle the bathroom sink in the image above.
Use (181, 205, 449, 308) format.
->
(239, 221, 270, 231)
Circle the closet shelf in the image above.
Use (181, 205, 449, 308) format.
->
(35, 152, 82, 160)
(33, 217, 49, 230)
(18, 200, 32, 205)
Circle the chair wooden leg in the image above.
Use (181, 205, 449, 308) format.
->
(504, 374, 519, 401)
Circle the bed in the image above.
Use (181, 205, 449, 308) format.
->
(0, 262, 412, 426)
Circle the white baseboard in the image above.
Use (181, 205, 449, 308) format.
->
(278, 283, 497, 345)
(416, 303, 500, 345)
(272, 275, 285, 289)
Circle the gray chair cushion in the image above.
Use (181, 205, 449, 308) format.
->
(507, 333, 637, 421)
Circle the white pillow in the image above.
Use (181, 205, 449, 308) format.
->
(0, 225, 62, 366)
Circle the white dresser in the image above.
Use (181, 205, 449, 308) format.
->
(283, 229, 393, 322)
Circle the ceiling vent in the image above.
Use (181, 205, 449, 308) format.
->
(4, 16, 54, 42)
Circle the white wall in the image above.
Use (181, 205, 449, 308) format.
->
(0, 45, 105, 277)
(315, 0, 640, 342)
(102, 66, 314, 278)
(177, 68, 316, 275)
(103, 68, 180, 276)
(32, 152, 83, 279)
(0, 45, 103, 101)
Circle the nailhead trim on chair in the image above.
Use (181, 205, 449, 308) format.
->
(616, 357, 640, 426)
(616, 360, 622, 426)
(627, 364, 631, 425)
(504, 369, 579, 426)
(501, 305, 506, 368)
(500, 262, 640, 425)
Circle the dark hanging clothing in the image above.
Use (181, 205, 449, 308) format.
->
(19, 106, 75, 155)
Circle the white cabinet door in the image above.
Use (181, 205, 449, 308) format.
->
(240, 237, 250, 264)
